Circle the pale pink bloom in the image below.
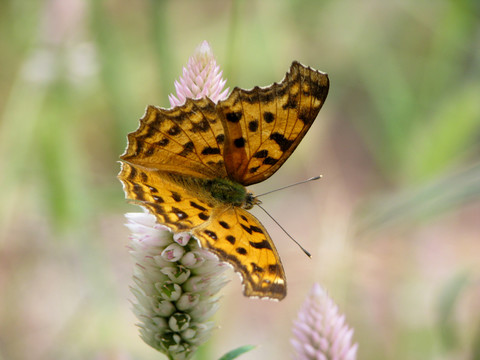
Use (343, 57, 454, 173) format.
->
(291, 283, 358, 360)
(168, 40, 229, 107)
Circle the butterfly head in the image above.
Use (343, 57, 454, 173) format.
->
(243, 191, 261, 210)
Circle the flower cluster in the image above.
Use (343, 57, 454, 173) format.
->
(291, 283, 358, 360)
(127, 212, 228, 360)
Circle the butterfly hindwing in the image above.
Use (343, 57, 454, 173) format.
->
(217, 61, 329, 185)
(119, 162, 286, 299)
(193, 207, 286, 299)
(119, 162, 215, 232)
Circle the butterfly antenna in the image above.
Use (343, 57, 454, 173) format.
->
(256, 203, 312, 258)
(256, 176, 322, 198)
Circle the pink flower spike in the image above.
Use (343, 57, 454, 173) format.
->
(291, 283, 358, 360)
(168, 41, 229, 107)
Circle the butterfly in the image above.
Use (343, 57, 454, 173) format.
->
(118, 61, 329, 300)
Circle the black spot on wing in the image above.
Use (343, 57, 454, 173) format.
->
(250, 262, 264, 273)
(282, 96, 298, 109)
(310, 77, 329, 101)
(249, 239, 272, 250)
(190, 118, 210, 133)
(263, 157, 278, 165)
(178, 141, 194, 157)
(133, 141, 144, 155)
(219, 221, 230, 229)
(233, 137, 246, 148)
(236, 247, 247, 255)
(148, 186, 158, 193)
(132, 183, 144, 198)
(190, 201, 207, 212)
(250, 225, 263, 233)
(156, 138, 170, 147)
(127, 166, 137, 180)
(171, 191, 182, 202)
(226, 111, 242, 123)
(170, 112, 187, 123)
(248, 120, 259, 132)
(269, 132, 294, 152)
(253, 150, 268, 158)
(298, 108, 314, 125)
(268, 264, 280, 274)
(241, 224, 253, 234)
(258, 90, 274, 103)
(198, 213, 209, 221)
(145, 147, 155, 157)
(201, 146, 221, 155)
(172, 207, 188, 220)
(168, 125, 181, 136)
(263, 112, 275, 123)
(204, 230, 218, 240)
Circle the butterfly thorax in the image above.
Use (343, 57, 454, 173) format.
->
(204, 178, 259, 210)
(163, 172, 258, 209)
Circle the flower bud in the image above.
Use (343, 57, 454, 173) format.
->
(176, 293, 200, 311)
(174, 232, 191, 246)
(161, 265, 191, 284)
(161, 243, 186, 262)
(157, 282, 182, 301)
(168, 312, 191, 332)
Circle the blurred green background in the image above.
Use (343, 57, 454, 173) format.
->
(1, 0, 479, 359)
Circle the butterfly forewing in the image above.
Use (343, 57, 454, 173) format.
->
(121, 97, 227, 179)
(217, 61, 329, 185)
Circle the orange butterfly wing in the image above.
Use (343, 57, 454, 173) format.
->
(217, 61, 329, 185)
(121, 97, 227, 179)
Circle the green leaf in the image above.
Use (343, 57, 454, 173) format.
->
(218, 345, 256, 360)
